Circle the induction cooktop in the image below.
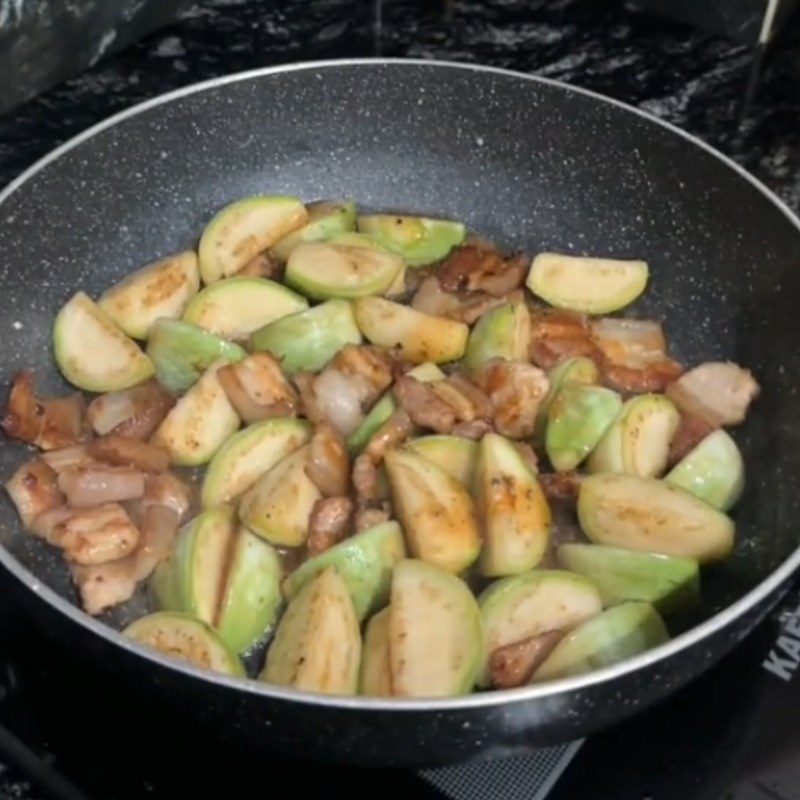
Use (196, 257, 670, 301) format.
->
(1, 573, 799, 800)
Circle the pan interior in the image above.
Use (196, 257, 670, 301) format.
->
(0, 62, 798, 642)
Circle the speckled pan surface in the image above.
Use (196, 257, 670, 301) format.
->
(0, 60, 799, 764)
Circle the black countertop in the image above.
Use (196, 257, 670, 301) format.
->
(0, 0, 799, 211)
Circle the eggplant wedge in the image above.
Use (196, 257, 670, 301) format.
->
(532, 602, 668, 682)
(183, 277, 307, 340)
(54, 292, 155, 392)
(201, 418, 311, 507)
(478, 570, 602, 686)
(262, 567, 361, 695)
(359, 607, 394, 697)
(463, 301, 530, 375)
(545, 384, 622, 471)
(476, 433, 551, 577)
(406, 435, 478, 486)
(99, 251, 200, 340)
(389, 559, 482, 697)
(250, 299, 361, 373)
(151, 360, 240, 466)
(578, 473, 735, 563)
(198, 196, 308, 283)
(238, 445, 321, 547)
(353, 297, 468, 364)
(665, 429, 744, 511)
(282, 520, 406, 620)
(272, 200, 357, 262)
(558, 543, 699, 615)
(588, 394, 680, 478)
(384, 448, 480, 573)
(527, 253, 648, 314)
(125, 612, 244, 676)
(356, 215, 464, 267)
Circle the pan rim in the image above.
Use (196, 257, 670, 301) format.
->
(1, 57, 798, 712)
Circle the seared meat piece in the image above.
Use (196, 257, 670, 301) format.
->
(539, 471, 583, 504)
(307, 496, 354, 556)
(36, 396, 90, 451)
(70, 503, 180, 615)
(87, 435, 170, 473)
(312, 368, 369, 437)
(393, 376, 456, 434)
(70, 506, 176, 615)
(57, 466, 146, 508)
(307, 347, 394, 438)
(292, 372, 325, 424)
(70, 559, 137, 616)
(352, 409, 412, 505)
(218, 353, 298, 423)
(88, 380, 174, 440)
(140, 471, 193, 520)
(37, 503, 140, 566)
(410, 276, 463, 317)
(394, 372, 493, 436)
(5, 458, 64, 528)
(591, 318, 667, 367)
(331, 345, 394, 399)
(601, 359, 683, 394)
(590, 318, 683, 393)
(488, 631, 565, 689)
(451, 419, 493, 440)
(70, 473, 191, 615)
(666, 362, 760, 427)
(1, 371, 89, 450)
(365, 410, 414, 460)
(451, 293, 516, 325)
(438, 246, 526, 297)
(431, 374, 492, 421)
(474, 360, 549, 439)
(41, 445, 97, 474)
(352, 453, 381, 504)
(354, 506, 390, 533)
(1, 370, 42, 442)
(529, 310, 598, 370)
(236, 253, 282, 280)
(668, 413, 717, 466)
(306, 422, 350, 497)
(411, 275, 522, 325)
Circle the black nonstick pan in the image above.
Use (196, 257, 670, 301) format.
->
(0, 60, 799, 767)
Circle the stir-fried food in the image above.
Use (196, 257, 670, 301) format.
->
(2, 195, 759, 697)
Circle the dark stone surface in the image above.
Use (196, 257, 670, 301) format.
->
(0, 0, 798, 210)
(632, 0, 799, 43)
(0, 0, 195, 114)
(0, 0, 800, 216)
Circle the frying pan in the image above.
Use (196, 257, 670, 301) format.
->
(0, 60, 799, 768)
